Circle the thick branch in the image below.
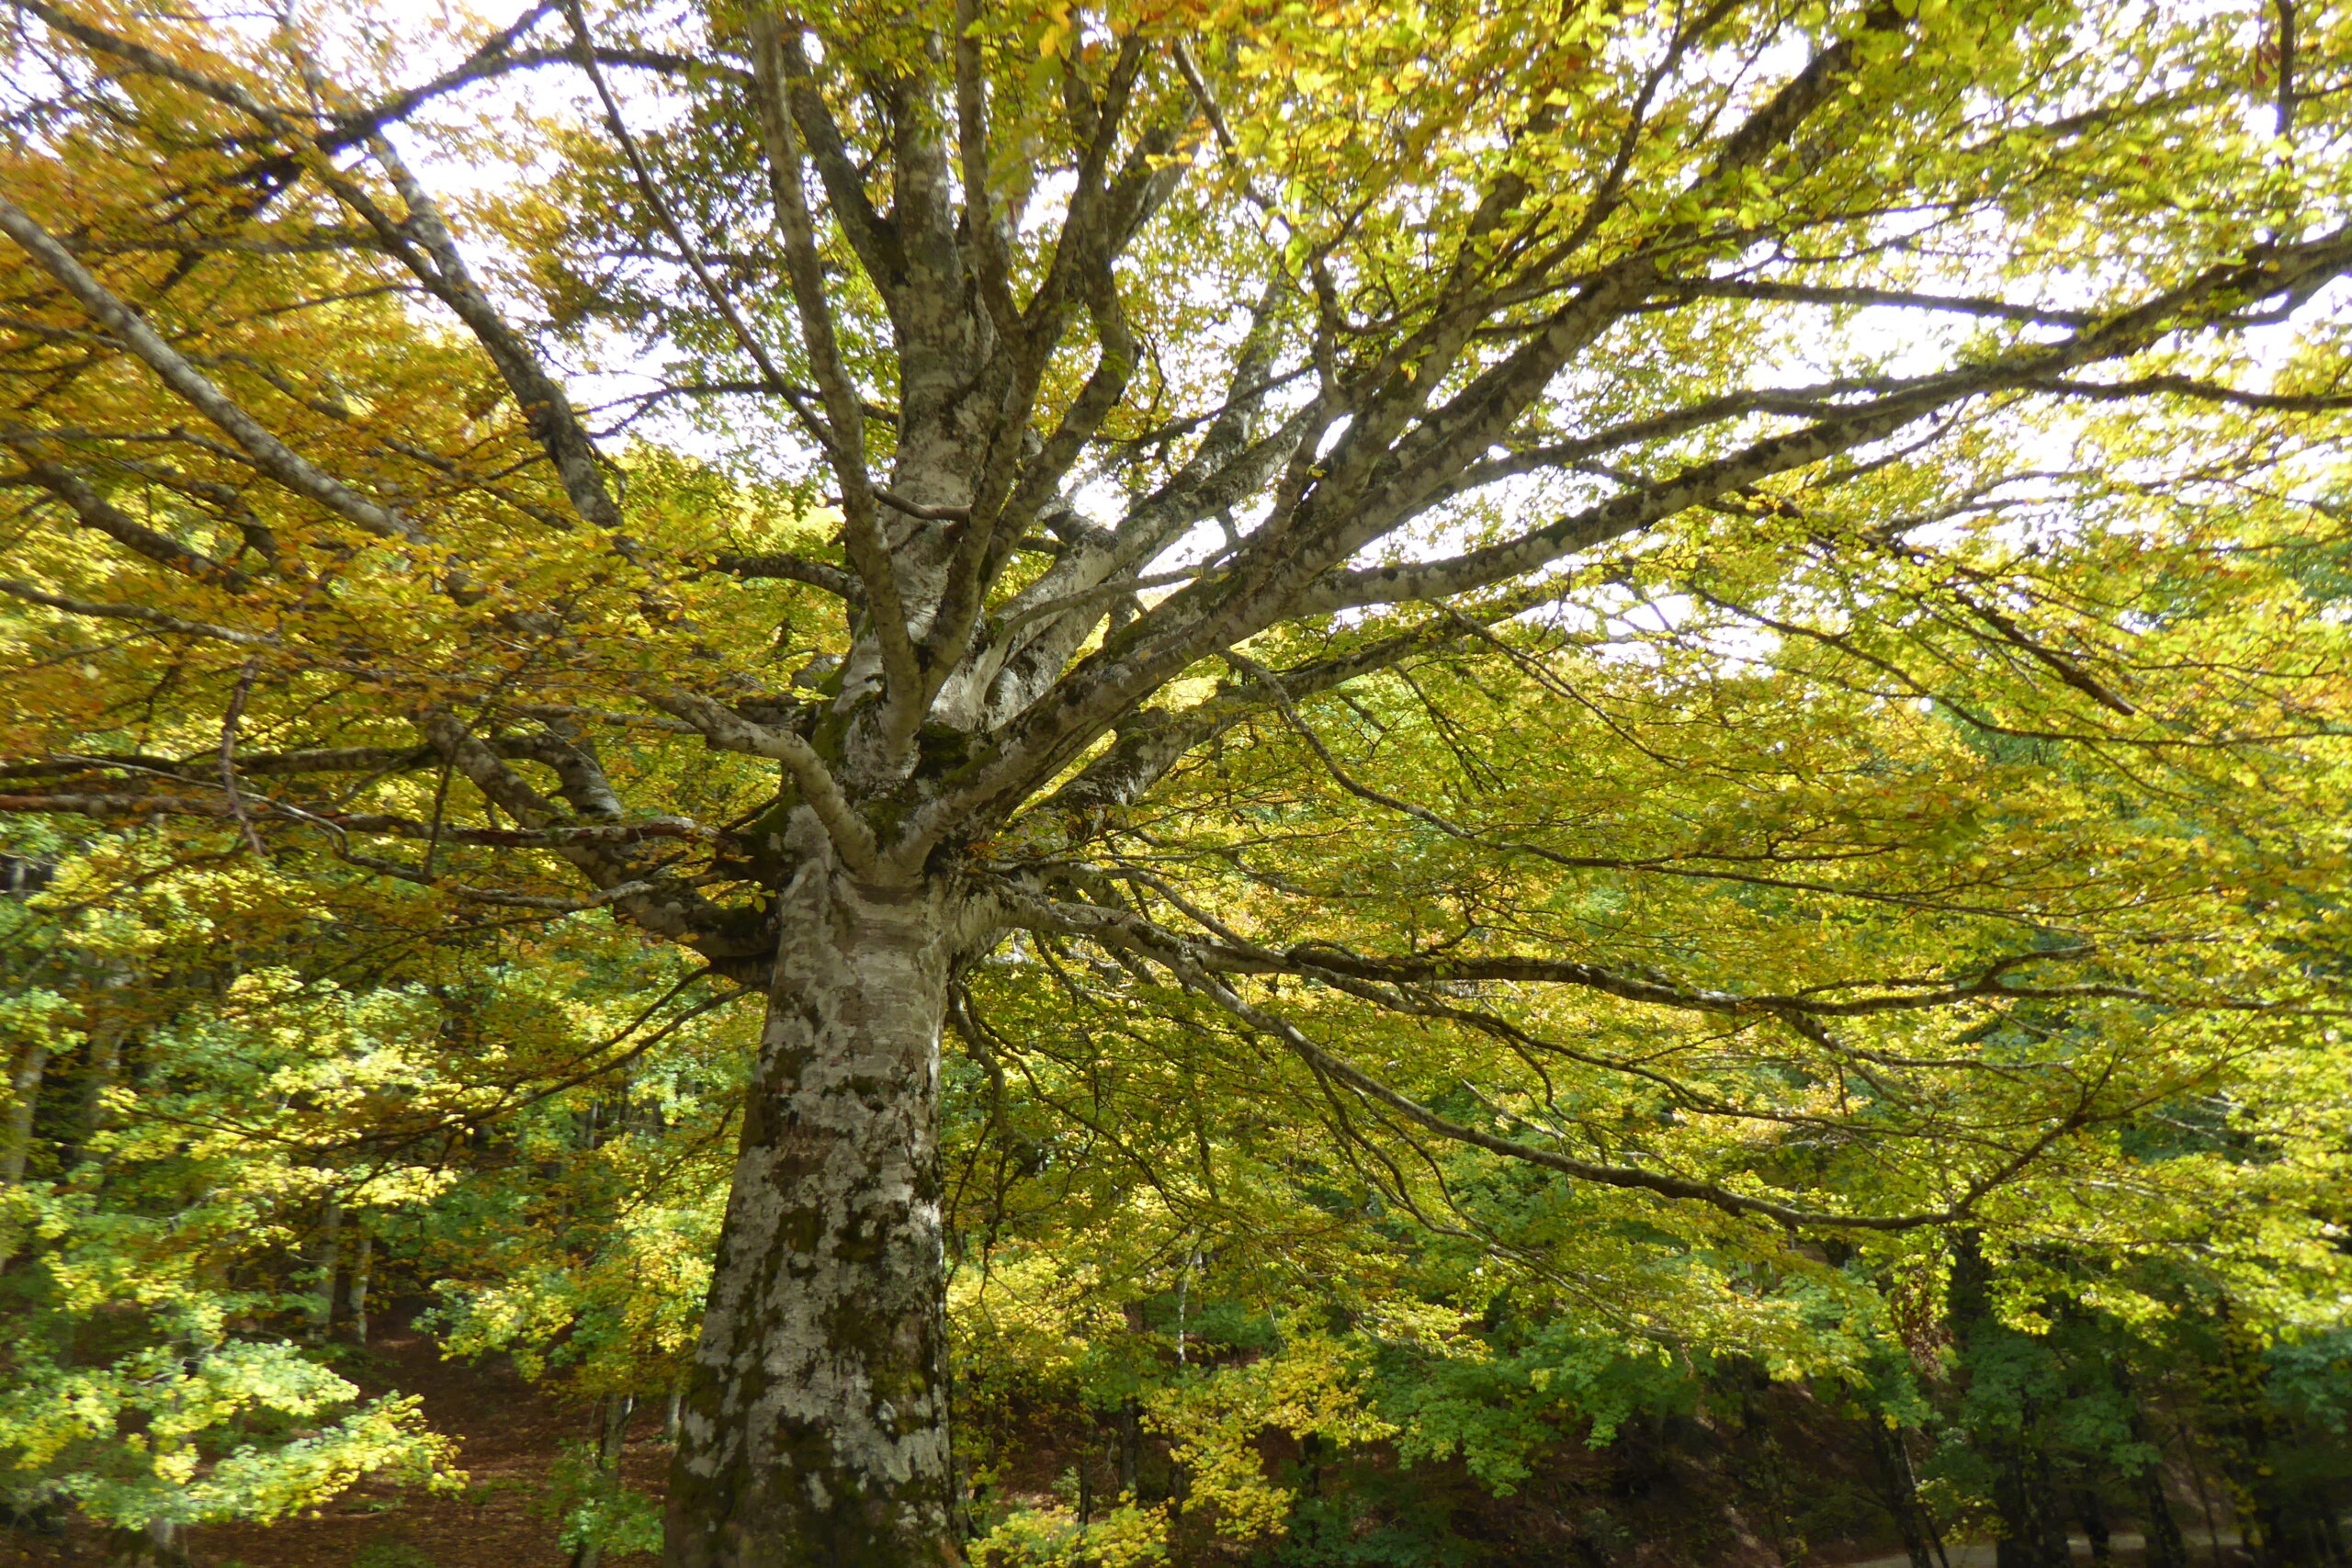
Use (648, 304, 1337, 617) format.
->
(9, 452, 249, 586)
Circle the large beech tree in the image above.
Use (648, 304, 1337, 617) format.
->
(4, 0, 2352, 1562)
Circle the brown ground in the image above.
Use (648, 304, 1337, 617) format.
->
(2, 1315, 666, 1568)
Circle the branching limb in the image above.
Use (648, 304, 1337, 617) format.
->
(0, 197, 419, 540)
(989, 886, 2075, 1233)
(745, 8, 922, 737)
(333, 134, 626, 533)
(0, 576, 276, 646)
(650, 689, 880, 877)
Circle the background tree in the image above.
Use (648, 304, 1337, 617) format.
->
(5, 0, 2352, 1563)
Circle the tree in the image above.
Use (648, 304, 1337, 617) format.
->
(3, 0, 2350, 1562)
(0, 830, 473, 1565)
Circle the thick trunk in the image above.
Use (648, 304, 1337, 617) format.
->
(666, 863, 968, 1568)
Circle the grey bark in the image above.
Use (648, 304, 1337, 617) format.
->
(665, 841, 983, 1568)
(333, 1227, 372, 1345)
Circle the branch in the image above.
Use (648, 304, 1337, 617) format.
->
(2035, 373, 2352, 412)
(333, 135, 626, 532)
(0, 577, 275, 646)
(1222, 943, 2237, 1020)
(1306, 227, 2352, 615)
(649, 690, 880, 877)
(0, 789, 713, 849)
(996, 888, 2051, 1233)
(560, 0, 798, 403)
(1668, 277, 2096, 328)
(0, 197, 418, 540)
(7, 450, 249, 586)
(707, 551, 860, 598)
(745, 9, 922, 732)
(0, 748, 435, 782)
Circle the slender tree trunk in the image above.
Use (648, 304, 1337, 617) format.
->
(2125, 1403, 2188, 1568)
(0, 1039, 43, 1274)
(3, 1039, 47, 1185)
(666, 864, 971, 1568)
(2076, 1487, 2112, 1563)
(105, 1519, 188, 1568)
(334, 1228, 372, 1345)
(1115, 1398, 1142, 1500)
(574, 1393, 639, 1568)
(1866, 1416, 1940, 1568)
(1992, 1444, 2071, 1568)
(310, 1201, 342, 1344)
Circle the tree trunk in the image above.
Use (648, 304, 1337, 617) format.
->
(1992, 1444, 2071, 1568)
(3, 1039, 47, 1185)
(334, 1228, 372, 1345)
(574, 1393, 638, 1568)
(105, 1519, 189, 1568)
(665, 865, 968, 1568)
(2076, 1487, 2112, 1564)
(310, 1201, 342, 1344)
(2125, 1404, 2188, 1568)
(68, 1014, 125, 1172)
(1865, 1416, 1943, 1568)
